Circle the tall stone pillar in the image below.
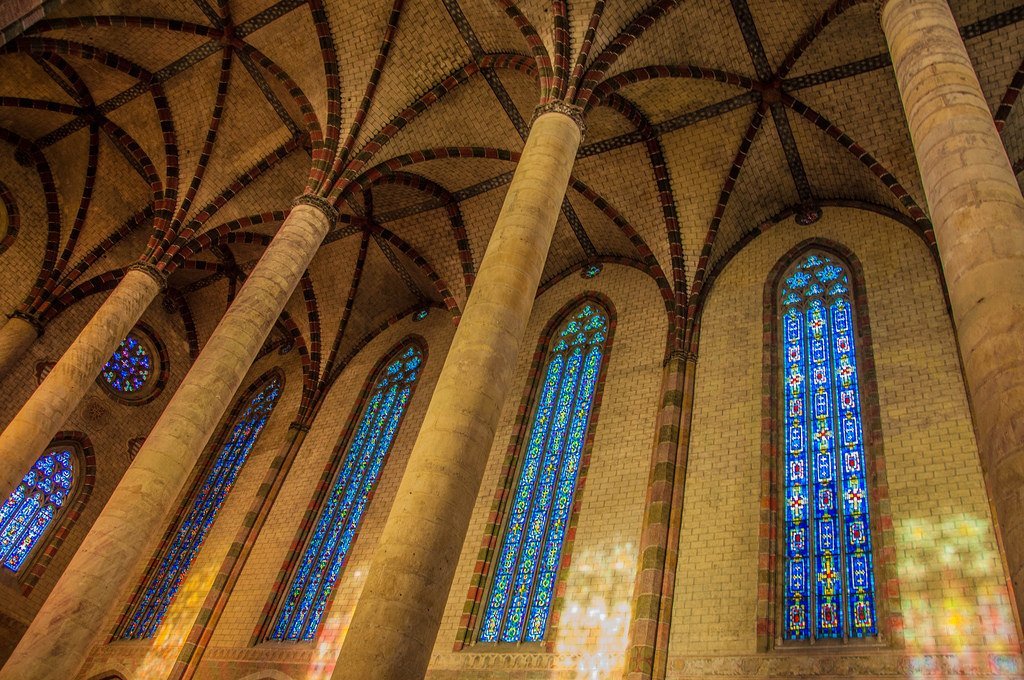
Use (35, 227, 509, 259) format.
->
(333, 104, 584, 680)
(0, 265, 164, 499)
(0, 312, 42, 381)
(881, 0, 1024, 618)
(0, 198, 333, 680)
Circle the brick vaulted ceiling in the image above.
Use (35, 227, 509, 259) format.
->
(0, 0, 1022, 393)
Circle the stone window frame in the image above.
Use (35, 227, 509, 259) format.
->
(758, 238, 903, 651)
(95, 321, 170, 406)
(0, 431, 95, 595)
(252, 336, 428, 645)
(454, 292, 617, 652)
(108, 369, 284, 641)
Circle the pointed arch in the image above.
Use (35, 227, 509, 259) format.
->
(1, 432, 94, 593)
(459, 294, 616, 647)
(260, 338, 427, 642)
(113, 370, 284, 640)
(759, 239, 900, 648)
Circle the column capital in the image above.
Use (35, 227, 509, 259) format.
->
(292, 194, 339, 225)
(8, 310, 44, 336)
(664, 348, 697, 367)
(531, 101, 587, 139)
(127, 261, 168, 291)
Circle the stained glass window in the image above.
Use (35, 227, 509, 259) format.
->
(479, 302, 609, 643)
(100, 334, 152, 394)
(119, 376, 281, 639)
(270, 345, 422, 641)
(0, 448, 74, 572)
(779, 251, 877, 641)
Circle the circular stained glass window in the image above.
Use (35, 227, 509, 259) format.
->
(97, 326, 165, 403)
(412, 308, 429, 322)
(581, 263, 603, 279)
(101, 335, 151, 393)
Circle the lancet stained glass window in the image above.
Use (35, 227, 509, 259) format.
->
(479, 302, 609, 644)
(0, 448, 74, 572)
(270, 345, 422, 641)
(120, 376, 281, 639)
(779, 251, 877, 641)
(101, 334, 152, 394)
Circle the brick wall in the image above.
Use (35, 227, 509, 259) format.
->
(16, 208, 1024, 680)
(669, 207, 1023, 678)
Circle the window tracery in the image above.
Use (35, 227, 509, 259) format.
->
(478, 302, 609, 644)
(269, 345, 422, 641)
(778, 251, 877, 641)
(0, 447, 75, 572)
(118, 375, 281, 639)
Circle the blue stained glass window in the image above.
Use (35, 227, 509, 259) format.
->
(101, 334, 152, 394)
(270, 345, 422, 641)
(0, 448, 74, 572)
(779, 251, 877, 642)
(479, 302, 609, 644)
(119, 377, 281, 640)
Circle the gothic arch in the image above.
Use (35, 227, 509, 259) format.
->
(757, 238, 902, 650)
(15, 431, 95, 594)
(457, 292, 616, 649)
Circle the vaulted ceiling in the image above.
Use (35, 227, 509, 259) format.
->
(1, 0, 1022, 399)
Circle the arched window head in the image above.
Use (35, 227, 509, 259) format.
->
(0, 447, 75, 572)
(479, 302, 610, 644)
(118, 375, 281, 639)
(97, 324, 167, 404)
(779, 250, 877, 641)
(270, 343, 423, 641)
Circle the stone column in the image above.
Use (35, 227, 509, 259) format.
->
(881, 0, 1024, 618)
(0, 312, 42, 382)
(334, 104, 584, 680)
(0, 265, 164, 499)
(625, 351, 695, 680)
(0, 198, 333, 680)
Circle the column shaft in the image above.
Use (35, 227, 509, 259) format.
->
(882, 0, 1024, 617)
(0, 315, 40, 382)
(0, 201, 331, 680)
(652, 355, 696, 680)
(333, 109, 582, 680)
(624, 353, 696, 680)
(0, 268, 161, 499)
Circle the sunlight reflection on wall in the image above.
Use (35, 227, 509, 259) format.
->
(554, 541, 635, 679)
(898, 515, 1020, 678)
(134, 561, 219, 678)
(305, 567, 366, 679)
